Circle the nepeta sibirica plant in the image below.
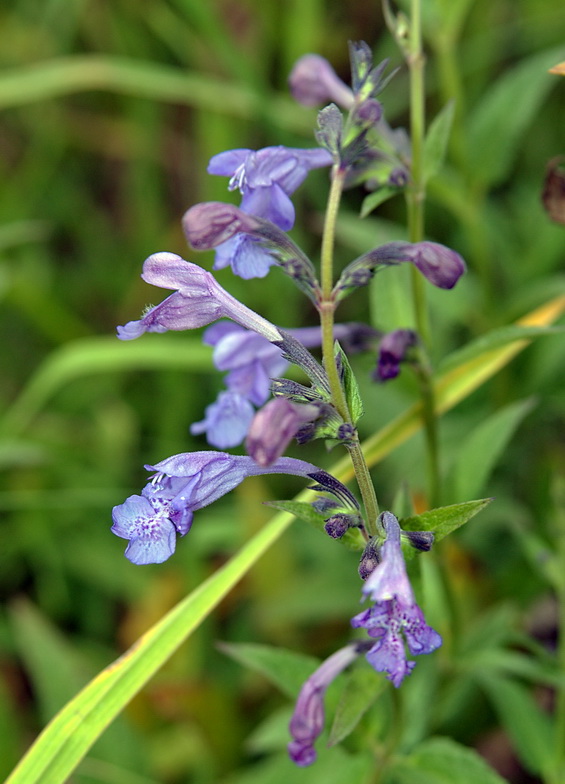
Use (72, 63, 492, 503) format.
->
(110, 37, 480, 769)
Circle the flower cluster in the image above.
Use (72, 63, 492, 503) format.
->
(112, 40, 465, 769)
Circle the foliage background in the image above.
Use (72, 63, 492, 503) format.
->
(1, 1, 564, 782)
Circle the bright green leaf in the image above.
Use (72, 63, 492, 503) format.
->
(423, 101, 455, 183)
(328, 666, 384, 747)
(467, 46, 565, 187)
(446, 398, 536, 502)
(388, 736, 507, 784)
(401, 499, 492, 542)
(217, 643, 320, 699)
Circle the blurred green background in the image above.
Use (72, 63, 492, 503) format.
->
(1, 1, 565, 782)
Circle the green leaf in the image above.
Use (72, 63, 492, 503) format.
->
(446, 398, 536, 502)
(9, 600, 146, 772)
(467, 46, 565, 187)
(265, 499, 327, 531)
(388, 736, 507, 784)
(468, 649, 565, 689)
(335, 343, 364, 424)
(423, 101, 455, 183)
(265, 500, 365, 551)
(360, 186, 401, 217)
(400, 499, 492, 542)
(328, 666, 384, 747)
(224, 748, 373, 784)
(478, 674, 554, 776)
(217, 643, 320, 699)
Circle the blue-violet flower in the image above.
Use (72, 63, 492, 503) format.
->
(288, 643, 362, 766)
(112, 452, 318, 565)
(351, 511, 442, 686)
(205, 145, 332, 278)
(116, 251, 281, 343)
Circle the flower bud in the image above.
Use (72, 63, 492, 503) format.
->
(245, 398, 319, 467)
(324, 513, 362, 539)
(373, 329, 418, 382)
(182, 202, 261, 250)
(289, 54, 354, 109)
(402, 529, 435, 552)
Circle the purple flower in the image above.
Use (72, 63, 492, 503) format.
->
(188, 322, 289, 448)
(351, 512, 442, 687)
(373, 329, 418, 381)
(246, 398, 319, 467)
(190, 390, 255, 449)
(112, 451, 318, 564)
(116, 251, 282, 343)
(204, 145, 332, 278)
(208, 146, 333, 229)
(288, 54, 354, 109)
(206, 322, 288, 405)
(288, 644, 361, 766)
(191, 322, 373, 450)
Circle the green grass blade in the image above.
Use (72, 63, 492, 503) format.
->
(0, 335, 211, 437)
(0, 55, 311, 132)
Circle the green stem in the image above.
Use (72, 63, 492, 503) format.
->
(406, 0, 441, 508)
(320, 166, 351, 422)
(319, 165, 380, 532)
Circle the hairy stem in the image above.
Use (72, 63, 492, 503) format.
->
(319, 165, 380, 531)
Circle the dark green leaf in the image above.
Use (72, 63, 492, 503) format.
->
(265, 500, 366, 550)
(478, 674, 554, 776)
(360, 186, 402, 217)
(335, 343, 364, 424)
(264, 500, 326, 532)
(224, 748, 373, 784)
